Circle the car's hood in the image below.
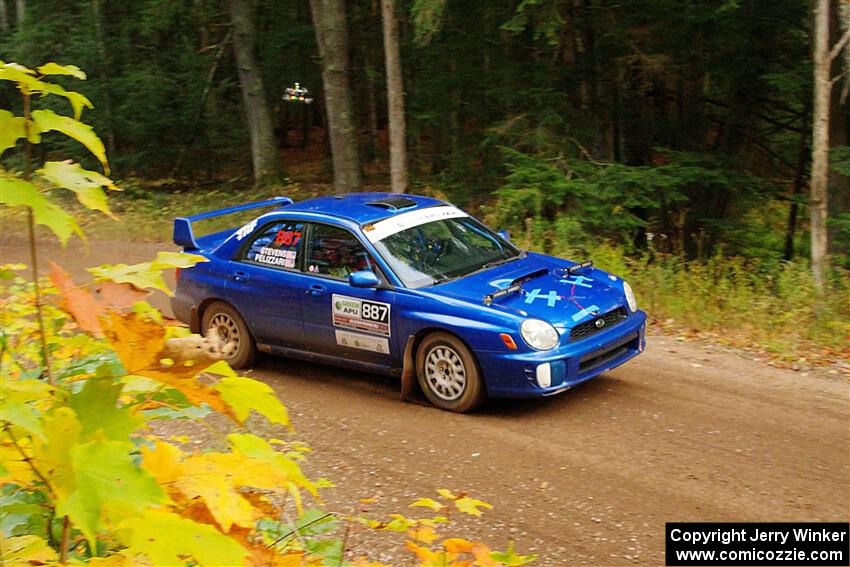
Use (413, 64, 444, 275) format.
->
(432, 252, 627, 328)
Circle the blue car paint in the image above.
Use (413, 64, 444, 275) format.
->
(171, 192, 646, 400)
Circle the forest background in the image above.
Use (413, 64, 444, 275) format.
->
(1, 0, 848, 364)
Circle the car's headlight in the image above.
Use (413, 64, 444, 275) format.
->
(520, 319, 559, 350)
(623, 280, 637, 312)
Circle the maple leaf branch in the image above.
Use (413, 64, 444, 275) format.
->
(3, 424, 56, 498)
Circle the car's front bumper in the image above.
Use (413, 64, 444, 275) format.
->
(477, 310, 647, 398)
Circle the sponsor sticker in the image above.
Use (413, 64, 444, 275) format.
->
(363, 205, 468, 243)
(235, 218, 258, 241)
(332, 294, 391, 337)
(252, 246, 297, 268)
(335, 330, 390, 354)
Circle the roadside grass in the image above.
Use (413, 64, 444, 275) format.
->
(551, 241, 850, 368)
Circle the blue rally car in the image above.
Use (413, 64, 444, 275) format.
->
(171, 193, 646, 412)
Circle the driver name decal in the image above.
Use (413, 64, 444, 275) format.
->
(332, 294, 391, 337)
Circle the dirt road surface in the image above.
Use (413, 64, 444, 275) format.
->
(3, 237, 848, 565)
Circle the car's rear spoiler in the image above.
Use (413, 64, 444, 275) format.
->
(173, 196, 293, 249)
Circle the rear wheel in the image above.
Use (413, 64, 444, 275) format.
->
(201, 301, 256, 368)
(415, 332, 485, 412)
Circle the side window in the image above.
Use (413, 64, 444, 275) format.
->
(240, 220, 305, 270)
(305, 224, 377, 279)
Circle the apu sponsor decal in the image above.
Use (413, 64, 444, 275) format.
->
(335, 330, 389, 354)
(332, 294, 391, 337)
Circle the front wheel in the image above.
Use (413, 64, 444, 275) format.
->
(201, 301, 256, 369)
(415, 332, 485, 412)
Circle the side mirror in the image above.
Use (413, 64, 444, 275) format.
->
(497, 229, 511, 242)
(349, 270, 380, 288)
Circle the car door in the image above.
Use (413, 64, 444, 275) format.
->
(225, 219, 308, 348)
(301, 222, 398, 366)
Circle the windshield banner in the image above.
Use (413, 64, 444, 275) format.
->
(363, 205, 468, 243)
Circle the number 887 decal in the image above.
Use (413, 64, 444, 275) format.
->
(332, 294, 391, 337)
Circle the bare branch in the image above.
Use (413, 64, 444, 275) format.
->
(829, 28, 850, 62)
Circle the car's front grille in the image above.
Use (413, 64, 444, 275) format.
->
(569, 306, 628, 340)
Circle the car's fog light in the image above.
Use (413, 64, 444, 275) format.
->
(536, 363, 552, 388)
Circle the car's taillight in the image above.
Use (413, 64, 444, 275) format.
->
(175, 267, 182, 283)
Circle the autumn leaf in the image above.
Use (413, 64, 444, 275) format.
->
(37, 62, 87, 79)
(67, 378, 144, 442)
(0, 534, 57, 564)
(454, 496, 493, 517)
(119, 509, 249, 566)
(97, 281, 151, 310)
(0, 175, 83, 245)
(88, 252, 208, 296)
(140, 440, 184, 485)
(102, 312, 237, 420)
(55, 439, 166, 553)
(214, 376, 291, 428)
(0, 109, 28, 154)
(436, 488, 458, 500)
(489, 542, 537, 566)
(32, 109, 108, 173)
(174, 451, 293, 532)
(50, 261, 105, 335)
(38, 160, 119, 217)
(411, 497, 445, 511)
(408, 525, 439, 544)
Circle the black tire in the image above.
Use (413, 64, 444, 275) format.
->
(415, 332, 485, 412)
(201, 301, 256, 369)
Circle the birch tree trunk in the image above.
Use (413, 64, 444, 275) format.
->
(811, 0, 830, 288)
(382, 0, 408, 194)
(229, 0, 283, 186)
(310, 0, 362, 194)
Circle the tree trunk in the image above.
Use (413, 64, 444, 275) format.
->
(381, 0, 408, 193)
(309, 0, 362, 193)
(14, 0, 23, 26)
(811, 0, 832, 288)
(229, 0, 283, 186)
(92, 0, 116, 160)
(0, 0, 9, 33)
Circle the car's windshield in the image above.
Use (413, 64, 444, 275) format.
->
(369, 212, 521, 288)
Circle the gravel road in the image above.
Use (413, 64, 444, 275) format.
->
(3, 237, 848, 565)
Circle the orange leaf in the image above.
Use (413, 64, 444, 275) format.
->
(102, 312, 237, 420)
(97, 281, 150, 309)
(49, 261, 105, 335)
(442, 538, 474, 553)
(405, 541, 438, 562)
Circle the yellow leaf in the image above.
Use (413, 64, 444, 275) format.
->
(174, 452, 292, 533)
(32, 109, 107, 173)
(214, 376, 291, 428)
(405, 540, 438, 562)
(0, 534, 57, 564)
(140, 440, 184, 485)
(37, 62, 87, 79)
(454, 496, 493, 517)
(119, 509, 249, 566)
(32, 407, 81, 500)
(0, 175, 83, 245)
(411, 497, 445, 511)
(408, 526, 439, 544)
(436, 488, 457, 500)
